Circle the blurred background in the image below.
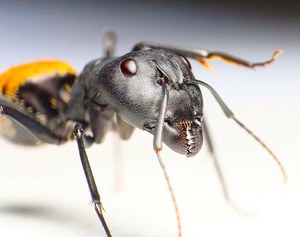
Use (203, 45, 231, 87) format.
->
(0, 0, 299, 237)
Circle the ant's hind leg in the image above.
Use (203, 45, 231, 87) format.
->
(0, 104, 67, 144)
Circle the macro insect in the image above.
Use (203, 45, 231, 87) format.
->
(0, 32, 286, 237)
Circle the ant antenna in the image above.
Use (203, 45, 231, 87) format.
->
(153, 85, 182, 237)
(191, 79, 287, 183)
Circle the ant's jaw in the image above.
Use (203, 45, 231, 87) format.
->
(163, 118, 203, 157)
(143, 118, 203, 157)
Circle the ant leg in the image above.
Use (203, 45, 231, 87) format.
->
(203, 118, 230, 200)
(73, 123, 112, 237)
(153, 86, 182, 237)
(116, 115, 135, 140)
(133, 42, 282, 72)
(103, 31, 116, 58)
(0, 104, 67, 144)
(190, 79, 287, 183)
(203, 117, 243, 212)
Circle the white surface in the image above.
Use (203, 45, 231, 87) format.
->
(0, 1, 299, 237)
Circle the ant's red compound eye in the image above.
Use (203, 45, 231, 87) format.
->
(120, 59, 137, 77)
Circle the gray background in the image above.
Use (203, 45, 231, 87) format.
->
(0, 1, 299, 237)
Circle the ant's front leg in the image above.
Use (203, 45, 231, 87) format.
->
(73, 123, 112, 237)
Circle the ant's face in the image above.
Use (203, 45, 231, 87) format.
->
(97, 49, 203, 157)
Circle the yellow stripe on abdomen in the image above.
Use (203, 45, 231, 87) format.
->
(0, 60, 76, 100)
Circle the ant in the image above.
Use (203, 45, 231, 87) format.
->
(0, 32, 286, 237)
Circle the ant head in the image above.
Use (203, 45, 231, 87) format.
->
(96, 49, 203, 157)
